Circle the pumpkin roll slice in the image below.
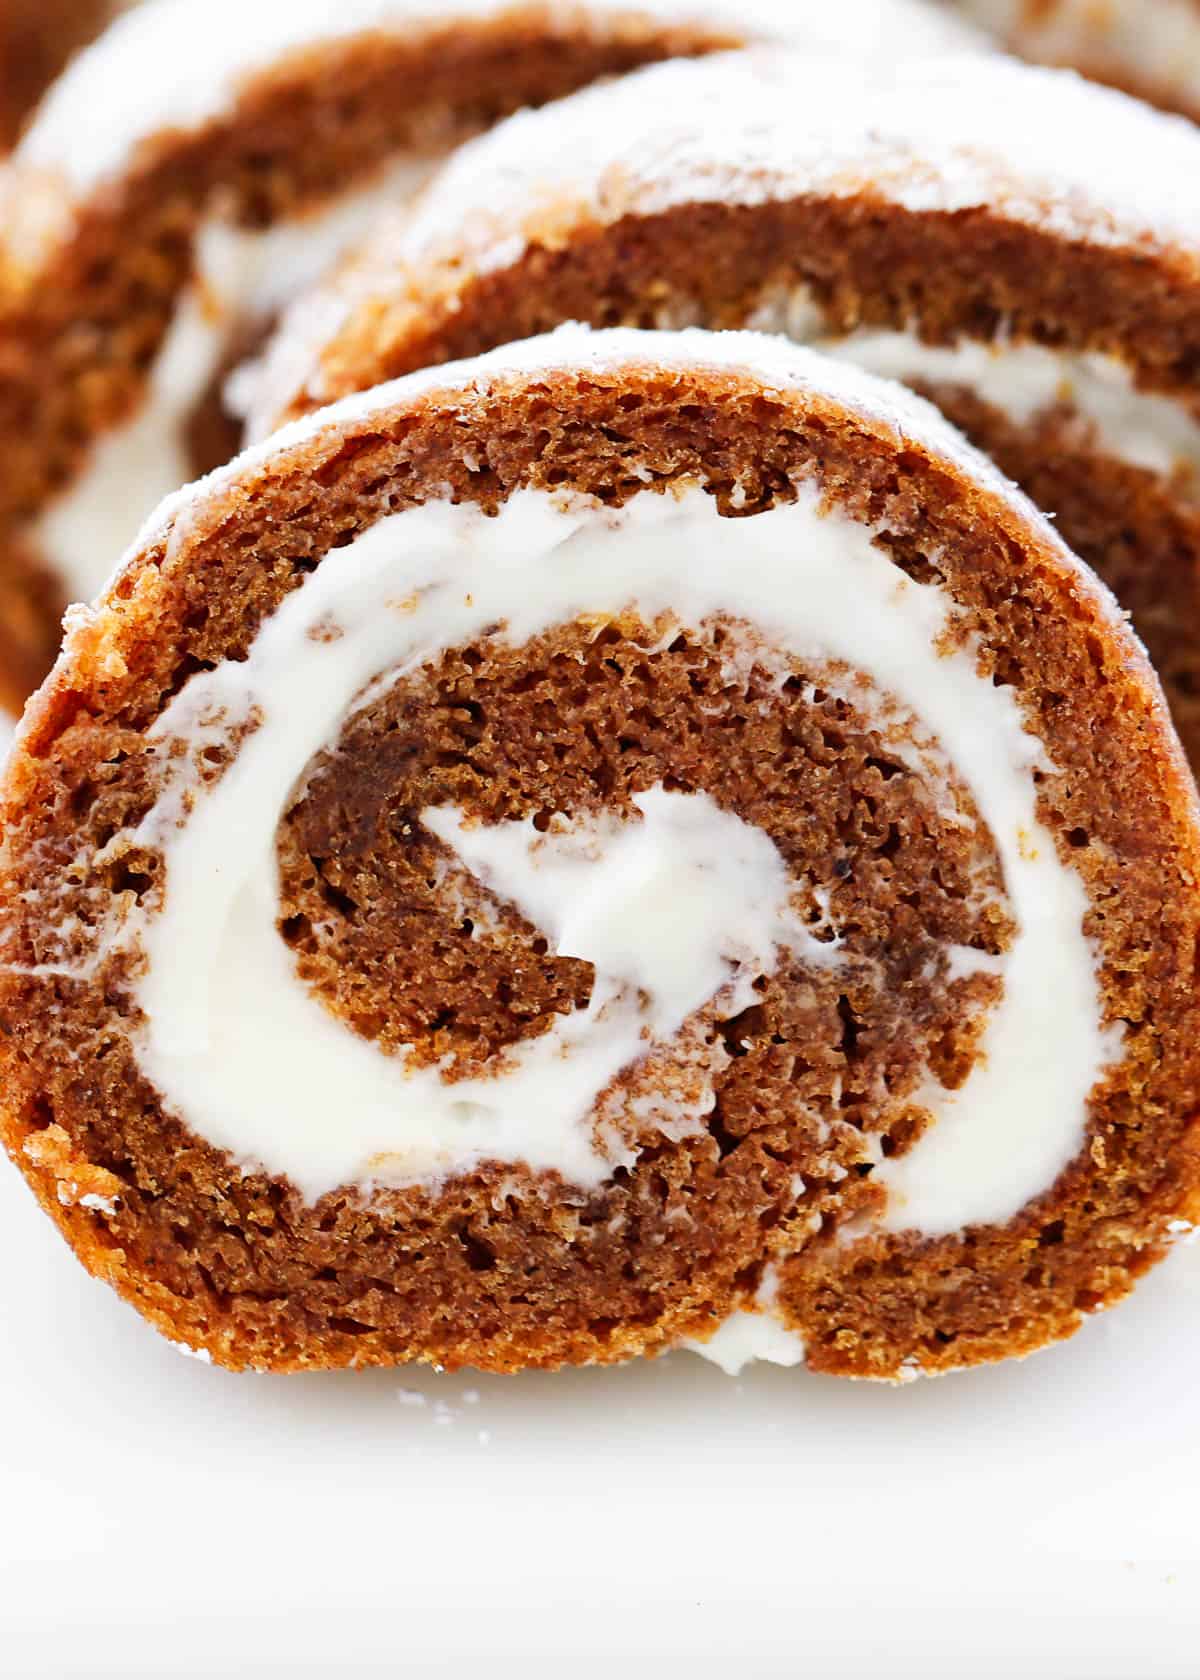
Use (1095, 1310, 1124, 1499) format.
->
(255, 49, 1200, 769)
(951, 0, 1200, 125)
(0, 0, 978, 716)
(4, 327, 1198, 1379)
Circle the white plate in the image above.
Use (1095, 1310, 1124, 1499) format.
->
(2, 1156, 1198, 1679)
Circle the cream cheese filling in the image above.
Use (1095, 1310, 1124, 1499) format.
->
(31, 156, 434, 606)
(682, 1312, 808, 1375)
(682, 1267, 808, 1373)
(124, 481, 1118, 1231)
(830, 331, 1200, 485)
(743, 290, 1200, 487)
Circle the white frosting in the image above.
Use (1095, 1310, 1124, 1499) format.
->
(958, 0, 1200, 115)
(744, 288, 1200, 483)
(681, 1266, 807, 1372)
(424, 789, 805, 1035)
(32, 157, 432, 604)
(16, 0, 980, 197)
(199, 157, 436, 335)
(682, 1312, 807, 1375)
(825, 330, 1200, 484)
(124, 471, 1116, 1228)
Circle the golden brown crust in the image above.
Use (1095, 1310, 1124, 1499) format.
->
(2, 347, 1198, 1379)
(266, 194, 1200, 768)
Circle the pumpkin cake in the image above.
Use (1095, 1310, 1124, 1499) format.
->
(2, 327, 1198, 1380)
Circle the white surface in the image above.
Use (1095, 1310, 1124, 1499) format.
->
(2, 1156, 1199, 1678)
(120, 473, 1108, 1224)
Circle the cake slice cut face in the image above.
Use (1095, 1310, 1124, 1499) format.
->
(255, 49, 1200, 769)
(0, 0, 979, 714)
(3, 328, 1198, 1380)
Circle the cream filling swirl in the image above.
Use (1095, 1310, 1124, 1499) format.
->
(125, 482, 1120, 1228)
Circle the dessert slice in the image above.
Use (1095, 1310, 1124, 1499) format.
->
(3, 327, 1197, 1379)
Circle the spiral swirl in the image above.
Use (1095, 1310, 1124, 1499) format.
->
(1, 332, 1196, 1379)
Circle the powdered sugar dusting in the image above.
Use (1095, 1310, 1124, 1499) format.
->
(15, 0, 978, 197)
(379, 48, 1200, 285)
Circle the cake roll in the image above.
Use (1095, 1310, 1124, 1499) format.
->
(0, 0, 979, 717)
(952, 1, 1200, 125)
(253, 50, 1200, 769)
(3, 327, 1198, 1380)
(0, 0, 126, 149)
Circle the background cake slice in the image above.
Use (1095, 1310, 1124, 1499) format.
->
(252, 48, 1200, 769)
